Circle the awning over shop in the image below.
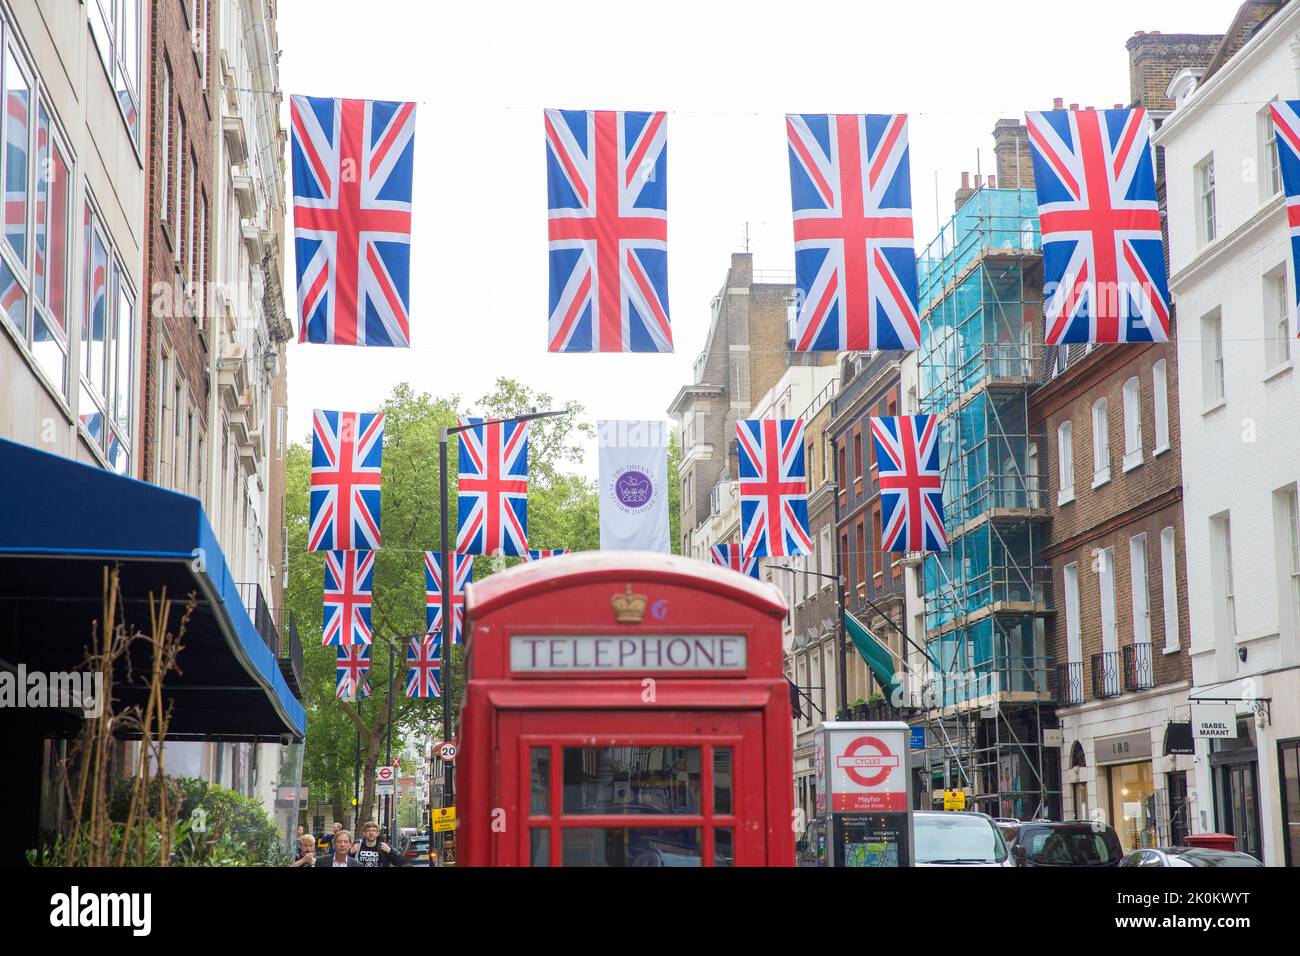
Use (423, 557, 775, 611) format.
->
(0, 438, 304, 739)
(844, 611, 901, 698)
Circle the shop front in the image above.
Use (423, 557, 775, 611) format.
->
(1097, 731, 1156, 852)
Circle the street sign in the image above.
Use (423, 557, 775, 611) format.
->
(943, 789, 967, 811)
(909, 726, 926, 750)
(376, 766, 395, 783)
(432, 806, 457, 832)
(438, 742, 457, 763)
(376, 780, 395, 797)
(829, 729, 907, 811)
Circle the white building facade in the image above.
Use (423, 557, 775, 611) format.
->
(1153, 2, 1300, 865)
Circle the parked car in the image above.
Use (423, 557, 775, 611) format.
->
(913, 811, 1014, 867)
(1118, 847, 1263, 867)
(993, 817, 1021, 847)
(1011, 821, 1123, 867)
(399, 833, 432, 866)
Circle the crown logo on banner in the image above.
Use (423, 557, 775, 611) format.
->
(611, 584, 648, 625)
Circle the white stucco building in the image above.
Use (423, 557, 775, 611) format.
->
(1152, 0, 1300, 865)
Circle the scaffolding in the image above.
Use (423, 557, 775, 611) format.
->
(914, 188, 1060, 819)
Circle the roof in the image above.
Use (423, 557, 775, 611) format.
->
(465, 550, 787, 620)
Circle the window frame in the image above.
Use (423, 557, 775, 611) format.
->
(1057, 419, 1074, 505)
(1197, 155, 1216, 244)
(1122, 376, 1143, 471)
(87, 0, 141, 146)
(1160, 526, 1180, 653)
(1152, 359, 1170, 454)
(1264, 263, 1291, 373)
(1130, 532, 1151, 647)
(1091, 398, 1110, 488)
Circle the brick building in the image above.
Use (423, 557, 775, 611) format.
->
(1028, 29, 1222, 853)
(668, 252, 833, 561)
(141, 0, 214, 493)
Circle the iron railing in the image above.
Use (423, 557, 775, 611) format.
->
(237, 581, 277, 654)
(277, 609, 303, 697)
(1056, 660, 1084, 705)
(1091, 650, 1121, 699)
(1123, 642, 1154, 692)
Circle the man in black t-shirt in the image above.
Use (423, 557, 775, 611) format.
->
(350, 822, 403, 867)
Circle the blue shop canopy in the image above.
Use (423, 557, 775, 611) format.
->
(0, 438, 304, 739)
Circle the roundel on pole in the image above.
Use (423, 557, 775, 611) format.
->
(836, 735, 899, 788)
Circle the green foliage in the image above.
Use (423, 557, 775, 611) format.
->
(31, 777, 286, 867)
(289, 379, 607, 824)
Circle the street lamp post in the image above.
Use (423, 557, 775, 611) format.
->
(437, 410, 565, 820)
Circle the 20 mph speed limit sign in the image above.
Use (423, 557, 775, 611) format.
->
(437, 742, 457, 763)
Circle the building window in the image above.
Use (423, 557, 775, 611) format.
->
(1160, 526, 1180, 653)
(1212, 513, 1237, 638)
(160, 61, 171, 224)
(837, 443, 846, 494)
(1265, 265, 1291, 371)
(871, 504, 882, 579)
(186, 151, 196, 288)
(81, 195, 134, 474)
(1063, 562, 1083, 704)
(1152, 359, 1169, 453)
(1202, 309, 1225, 404)
(840, 530, 850, 592)
(174, 109, 185, 260)
(1056, 420, 1074, 504)
(1091, 398, 1110, 487)
(196, 192, 207, 326)
(1280, 739, 1300, 867)
(855, 521, 865, 591)
(1122, 376, 1143, 471)
(0, 41, 74, 400)
(1263, 104, 1282, 200)
(88, 0, 140, 143)
(1098, 546, 1119, 695)
(1197, 156, 1216, 244)
(853, 429, 863, 484)
(1130, 532, 1151, 647)
(819, 525, 832, 579)
(1282, 486, 1300, 640)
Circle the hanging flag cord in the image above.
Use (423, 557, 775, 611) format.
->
(785, 678, 825, 721)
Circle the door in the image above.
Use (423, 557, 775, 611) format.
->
(1220, 761, 1262, 860)
(498, 710, 767, 867)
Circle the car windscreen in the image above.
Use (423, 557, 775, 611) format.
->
(1024, 827, 1120, 865)
(914, 815, 1007, 864)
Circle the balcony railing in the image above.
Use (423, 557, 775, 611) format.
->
(237, 581, 277, 654)
(278, 609, 304, 697)
(1056, 660, 1084, 705)
(1091, 650, 1121, 699)
(1123, 642, 1154, 692)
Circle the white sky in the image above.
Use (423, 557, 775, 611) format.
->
(278, 0, 1235, 478)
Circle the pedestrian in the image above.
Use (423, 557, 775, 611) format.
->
(315, 829, 361, 867)
(294, 826, 306, 860)
(290, 834, 317, 868)
(350, 821, 403, 867)
(318, 821, 342, 856)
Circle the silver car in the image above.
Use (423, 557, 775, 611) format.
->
(913, 811, 1014, 867)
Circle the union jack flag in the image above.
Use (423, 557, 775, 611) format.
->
(1025, 108, 1170, 344)
(1270, 100, 1300, 337)
(737, 419, 812, 559)
(524, 549, 568, 561)
(322, 550, 375, 646)
(786, 113, 920, 351)
(335, 645, 371, 700)
(309, 410, 384, 552)
(425, 551, 471, 646)
(870, 415, 946, 553)
(710, 542, 760, 580)
(291, 94, 415, 347)
(456, 418, 529, 557)
(405, 636, 441, 698)
(546, 109, 671, 353)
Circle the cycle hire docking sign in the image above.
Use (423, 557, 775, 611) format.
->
(817, 721, 914, 867)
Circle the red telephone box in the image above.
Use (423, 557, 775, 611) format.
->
(458, 551, 794, 867)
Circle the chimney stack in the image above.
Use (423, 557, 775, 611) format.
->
(1053, 97, 1064, 110)
(954, 171, 976, 212)
(992, 117, 1034, 190)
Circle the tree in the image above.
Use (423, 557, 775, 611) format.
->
(289, 380, 599, 828)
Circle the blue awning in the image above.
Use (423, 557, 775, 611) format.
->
(0, 438, 304, 739)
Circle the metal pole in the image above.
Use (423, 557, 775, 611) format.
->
(386, 639, 394, 838)
(830, 436, 848, 715)
(353, 699, 361, 832)
(439, 428, 454, 811)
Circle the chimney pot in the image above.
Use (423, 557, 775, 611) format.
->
(1053, 97, 1064, 110)
(961, 171, 969, 188)
(1134, 30, 1146, 36)
(1113, 103, 1123, 110)
(1069, 102, 1079, 111)
(988, 175, 997, 188)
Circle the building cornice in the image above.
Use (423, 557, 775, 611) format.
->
(1151, 2, 1300, 145)
(667, 383, 724, 418)
(1168, 196, 1284, 296)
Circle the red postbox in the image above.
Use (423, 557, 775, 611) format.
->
(458, 551, 794, 867)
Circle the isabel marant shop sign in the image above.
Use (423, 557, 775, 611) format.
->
(510, 634, 747, 672)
